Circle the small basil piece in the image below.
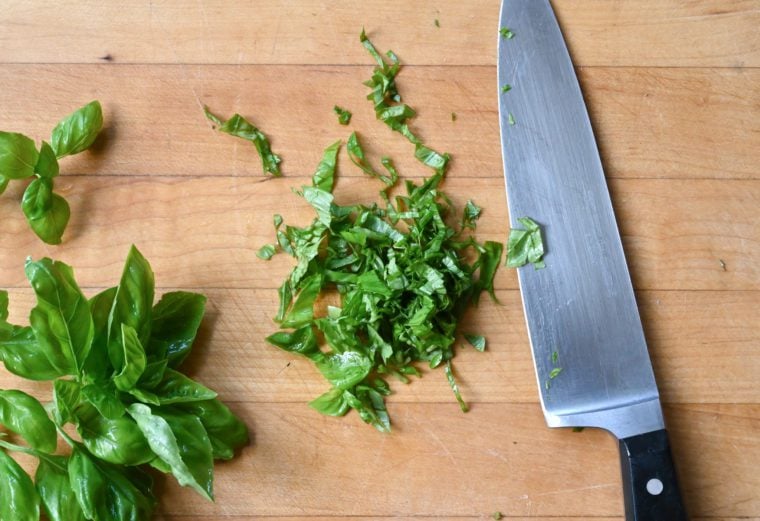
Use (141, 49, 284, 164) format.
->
(24, 192, 71, 245)
(34, 141, 60, 178)
(333, 106, 352, 125)
(506, 216, 545, 269)
(0, 131, 38, 180)
(203, 106, 282, 176)
(51, 100, 103, 158)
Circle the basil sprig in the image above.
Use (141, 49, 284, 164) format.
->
(0, 101, 103, 244)
(0, 246, 248, 520)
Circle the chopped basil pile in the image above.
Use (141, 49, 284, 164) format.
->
(0, 247, 248, 520)
(0, 101, 102, 244)
(260, 31, 503, 432)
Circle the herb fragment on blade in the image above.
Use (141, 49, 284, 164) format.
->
(0, 101, 103, 244)
(499, 27, 515, 39)
(0, 247, 249, 521)
(506, 216, 545, 269)
(203, 106, 282, 176)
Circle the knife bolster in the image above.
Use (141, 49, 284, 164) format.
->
(618, 429, 688, 520)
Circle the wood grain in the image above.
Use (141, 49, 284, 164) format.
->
(0, 65, 756, 180)
(0, 0, 757, 67)
(0, 1, 757, 519)
(0, 176, 755, 291)
(2, 289, 757, 406)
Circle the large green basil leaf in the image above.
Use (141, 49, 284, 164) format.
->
(83, 287, 117, 382)
(0, 131, 38, 180)
(0, 325, 61, 380)
(51, 101, 103, 158)
(174, 399, 248, 460)
(26, 257, 93, 375)
(127, 403, 214, 500)
(81, 384, 125, 420)
(25, 192, 70, 245)
(0, 450, 40, 521)
(137, 359, 167, 389)
(308, 387, 351, 417)
(34, 141, 59, 179)
(35, 455, 87, 521)
(113, 324, 146, 391)
(150, 368, 216, 405)
(147, 291, 206, 367)
(0, 389, 57, 453)
(75, 403, 153, 466)
(68, 445, 156, 521)
(311, 140, 341, 193)
(107, 246, 154, 370)
(53, 378, 81, 425)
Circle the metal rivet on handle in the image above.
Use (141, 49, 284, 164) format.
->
(646, 478, 664, 496)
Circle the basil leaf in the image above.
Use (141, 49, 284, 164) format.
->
(445, 361, 469, 413)
(26, 257, 93, 376)
(148, 291, 206, 367)
(474, 241, 504, 303)
(312, 139, 341, 193)
(137, 359, 168, 389)
(0, 131, 38, 180)
(308, 387, 350, 417)
(347, 132, 395, 187)
(506, 217, 545, 269)
(68, 445, 156, 521)
(150, 368, 217, 405)
(24, 192, 70, 245)
(0, 389, 57, 453)
(414, 143, 450, 172)
(203, 106, 281, 176)
(113, 324, 147, 391)
(50, 100, 103, 158)
(81, 384, 126, 420)
(266, 325, 319, 358)
(173, 399, 248, 460)
(82, 287, 117, 382)
(0, 325, 61, 380)
(53, 378, 81, 424)
(333, 106, 352, 125)
(75, 403, 153, 466)
(256, 244, 276, 260)
(303, 186, 335, 227)
(107, 245, 154, 370)
(127, 403, 214, 500)
(21, 176, 54, 222)
(280, 274, 322, 329)
(34, 141, 59, 178)
(0, 450, 40, 521)
(36, 455, 87, 521)
(464, 334, 486, 352)
(315, 351, 373, 390)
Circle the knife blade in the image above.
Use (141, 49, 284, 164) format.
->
(497, 1, 688, 519)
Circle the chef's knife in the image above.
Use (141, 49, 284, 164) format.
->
(497, 1, 688, 519)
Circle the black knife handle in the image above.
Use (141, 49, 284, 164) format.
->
(619, 429, 688, 520)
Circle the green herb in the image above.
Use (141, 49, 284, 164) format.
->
(492, 512, 504, 520)
(549, 367, 563, 379)
(360, 30, 450, 167)
(0, 101, 102, 244)
(508, 112, 516, 126)
(333, 105, 352, 125)
(203, 106, 282, 176)
(464, 334, 486, 352)
(0, 246, 248, 520)
(507, 216, 545, 269)
(256, 244, 276, 260)
(551, 350, 559, 364)
(445, 361, 469, 412)
(434, 19, 440, 28)
(501, 84, 512, 93)
(499, 27, 514, 39)
(451, 112, 457, 122)
(265, 136, 501, 431)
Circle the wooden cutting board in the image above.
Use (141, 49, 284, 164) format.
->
(0, 1, 758, 519)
